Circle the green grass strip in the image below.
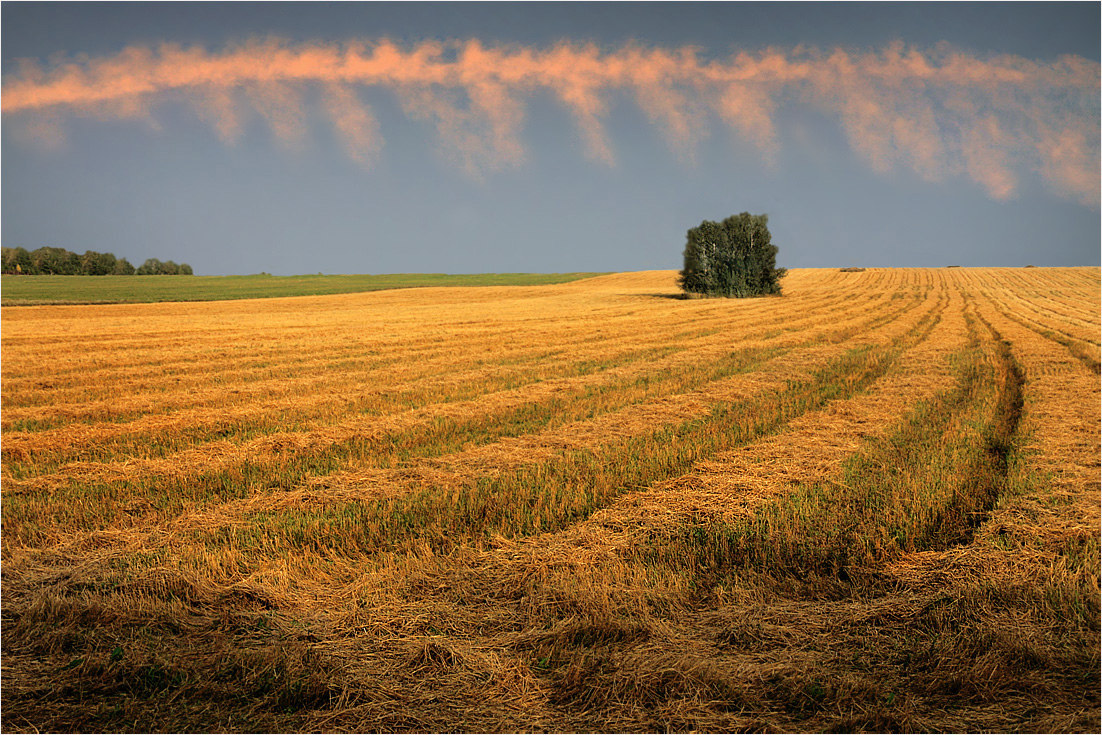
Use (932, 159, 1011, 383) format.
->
(0, 272, 608, 305)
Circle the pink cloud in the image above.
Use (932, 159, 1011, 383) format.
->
(2, 39, 1097, 205)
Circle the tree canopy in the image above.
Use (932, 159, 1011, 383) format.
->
(679, 213, 785, 297)
(1, 247, 191, 276)
(136, 258, 193, 276)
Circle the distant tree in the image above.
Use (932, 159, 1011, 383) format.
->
(2, 247, 190, 275)
(29, 247, 54, 274)
(135, 258, 193, 275)
(1, 247, 32, 274)
(136, 258, 164, 275)
(80, 250, 117, 276)
(15, 247, 35, 274)
(63, 250, 81, 274)
(30, 246, 81, 275)
(3, 247, 36, 274)
(679, 213, 786, 298)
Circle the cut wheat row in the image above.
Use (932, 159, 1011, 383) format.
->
(1, 274, 921, 476)
(0, 270, 888, 418)
(2, 274, 937, 548)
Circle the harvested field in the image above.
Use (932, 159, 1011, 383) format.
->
(1, 268, 1099, 732)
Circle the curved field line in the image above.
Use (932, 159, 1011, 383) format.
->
(0, 273, 891, 447)
(6, 269, 938, 550)
(0, 274, 877, 416)
(0, 272, 875, 415)
(2, 292, 928, 547)
(1, 272, 909, 472)
(0, 281, 911, 468)
(963, 275, 1102, 373)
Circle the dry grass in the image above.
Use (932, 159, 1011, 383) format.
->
(2, 267, 1098, 732)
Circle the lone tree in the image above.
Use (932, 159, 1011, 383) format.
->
(679, 212, 785, 297)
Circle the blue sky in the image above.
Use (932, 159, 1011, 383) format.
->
(2, 2, 1099, 275)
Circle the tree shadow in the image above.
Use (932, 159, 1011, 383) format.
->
(642, 292, 693, 300)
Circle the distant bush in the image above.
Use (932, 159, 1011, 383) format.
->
(839, 267, 866, 273)
(1, 247, 190, 275)
(679, 213, 785, 298)
(137, 258, 193, 275)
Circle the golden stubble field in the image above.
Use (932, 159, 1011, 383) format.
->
(1, 268, 1099, 732)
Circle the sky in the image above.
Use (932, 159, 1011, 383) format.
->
(2, 1, 1099, 275)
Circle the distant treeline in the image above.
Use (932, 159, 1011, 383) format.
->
(1, 247, 193, 275)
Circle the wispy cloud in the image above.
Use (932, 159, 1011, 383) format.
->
(3, 38, 1098, 204)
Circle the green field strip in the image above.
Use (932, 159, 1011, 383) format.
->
(0, 272, 611, 305)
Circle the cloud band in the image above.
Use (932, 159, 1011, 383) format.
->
(3, 39, 1098, 203)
